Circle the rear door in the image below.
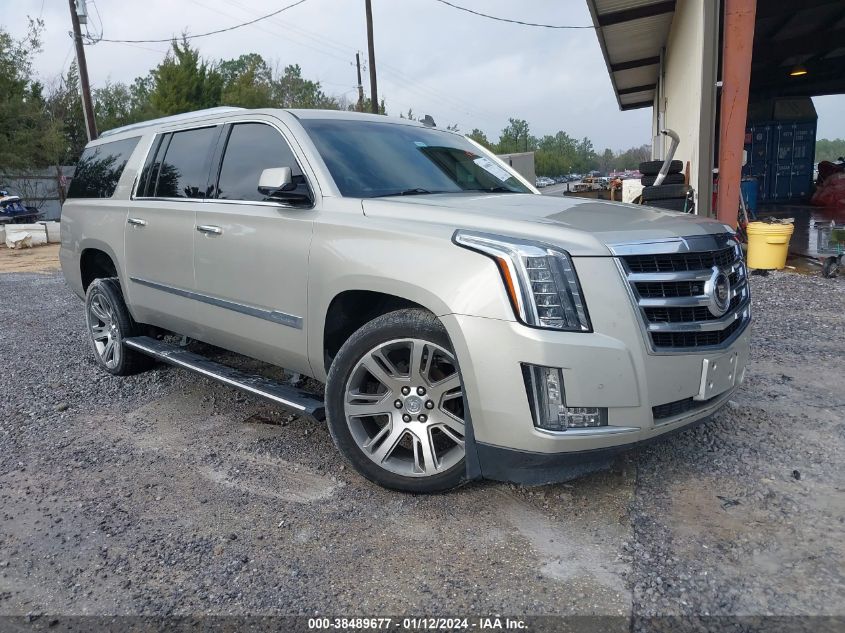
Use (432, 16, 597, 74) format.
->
(124, 125, 220, 331)
(191, 119, 316, 374)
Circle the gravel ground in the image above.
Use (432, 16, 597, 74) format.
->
(0, 269, 843, 626)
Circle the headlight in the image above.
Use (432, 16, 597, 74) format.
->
(453, 230, 591, 332)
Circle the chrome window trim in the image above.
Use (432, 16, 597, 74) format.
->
(211, 117, 318, 207)
(130, 134, 161, 199)
(129, 277, 303, 329)
(130, 117, 319, 209)
(612, 234, 751, 355)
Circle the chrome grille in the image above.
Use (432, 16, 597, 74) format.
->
(613, 236, 751, 353)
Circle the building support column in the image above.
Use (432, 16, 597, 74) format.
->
(717, 0, 756, 226)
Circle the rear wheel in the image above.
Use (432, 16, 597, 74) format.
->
(325, 309, 467, 493)
(85, 278, 153, 376)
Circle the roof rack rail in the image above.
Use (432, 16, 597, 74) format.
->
(98, 107, 246, 138)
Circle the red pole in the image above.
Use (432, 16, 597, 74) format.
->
(717, 0, 756, 226)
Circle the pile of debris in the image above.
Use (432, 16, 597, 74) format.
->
(811, 160, 845, 209)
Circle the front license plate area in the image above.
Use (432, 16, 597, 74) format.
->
(694, 351, 739, 401)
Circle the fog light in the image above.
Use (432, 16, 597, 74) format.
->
(522, 364, 608, 431)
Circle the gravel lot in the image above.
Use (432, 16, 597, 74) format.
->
(0, 265, 843, 626)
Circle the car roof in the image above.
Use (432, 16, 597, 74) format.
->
(95, 107, 444, 146)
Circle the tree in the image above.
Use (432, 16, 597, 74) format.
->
(45, 62, 86, 164)
(816, 138, 845, 163)
(352, 96, 385, 114)
(467, 128, 492, 149)
(219, 53, 274, 108)
(148, 38, 223, 116)
(612, 144, 651, 171)
(0, 19, 64, 172)
(94, 81, 136, 133)
(271, 64, 338, 109)
(497, 118, 534, 154)
(599, 148, 614, 173)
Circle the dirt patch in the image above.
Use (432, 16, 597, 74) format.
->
(0, 243, 60, 273)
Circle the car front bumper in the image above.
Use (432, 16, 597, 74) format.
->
(441, 293, 751, 484)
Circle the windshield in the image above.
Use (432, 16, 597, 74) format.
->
(300, 119, 532, 198)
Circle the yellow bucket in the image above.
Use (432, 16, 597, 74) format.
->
(746, 221, 794, 270)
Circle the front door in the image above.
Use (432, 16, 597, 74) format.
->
(124, 126, 219, 333)
(192, 120, 316, 375)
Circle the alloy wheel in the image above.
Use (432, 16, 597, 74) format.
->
(344, 338, 465, 478)
(87, 291, 122, 370)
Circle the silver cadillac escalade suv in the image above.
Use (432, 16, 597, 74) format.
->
(60, 107, 751, 492)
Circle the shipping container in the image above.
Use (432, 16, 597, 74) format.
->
(743, 123, 775, 201)
(743, 119, 817, 202)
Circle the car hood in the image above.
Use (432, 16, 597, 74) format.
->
(362, 193, 729, 256)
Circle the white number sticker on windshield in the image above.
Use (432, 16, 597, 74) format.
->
(473, 156, 514, 182)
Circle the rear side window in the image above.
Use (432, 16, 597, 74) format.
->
(67, 136, 140, 198)
(215, 123, 310, 203)
(153, 127, 217, 199)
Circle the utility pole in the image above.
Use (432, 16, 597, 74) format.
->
(355, 52, 364, 112)
(68, 0, 97, 141)
(364, 0, 379, 114)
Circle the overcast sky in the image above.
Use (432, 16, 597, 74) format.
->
(10, 0, 845, 149)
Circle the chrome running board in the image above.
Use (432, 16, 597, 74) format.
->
(124, 336, 325, 421)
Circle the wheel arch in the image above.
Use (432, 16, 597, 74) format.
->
(320, 288, 440, 377)
(80, 245, 121, 292)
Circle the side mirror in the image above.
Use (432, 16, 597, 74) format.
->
(258, 167, 295, 196)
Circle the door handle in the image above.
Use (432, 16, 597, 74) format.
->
(196, 224, 223, 235)
(127, 217, 147, 227)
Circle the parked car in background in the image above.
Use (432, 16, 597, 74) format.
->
(60, 107, 751, 493)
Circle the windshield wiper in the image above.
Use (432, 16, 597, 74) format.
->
(371, 188, 450, 198)
(462, 186, 521, 193)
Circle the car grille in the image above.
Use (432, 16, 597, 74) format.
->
(652, 394, 719, 421)
(624, 248, 736, 273)
(618, 241, 751, 352)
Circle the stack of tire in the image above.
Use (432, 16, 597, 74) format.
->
(638, 160, 693, 213)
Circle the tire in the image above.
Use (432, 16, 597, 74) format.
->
(641, 173, 685, 187)
(822, 257, 839, 278)
(642, 184, 692, 201)
(644, 198, 690, 212)
(639, 160, 683, 176)
(325, 309, 467, 493)
(84, 278, 154, 376)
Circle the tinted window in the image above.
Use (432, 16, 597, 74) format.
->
(216, 123, 310, 204)
(67, 136, 140, 198)
(154, 127, 217, 199)
(137, 134, 166, 198)
(300, 119, 530, 198)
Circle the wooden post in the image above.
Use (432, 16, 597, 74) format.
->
(355, 52, 364, 112)
(68, 0, 98, 141)
(717, 0, 756, 226)
(365, 0, 379, 114)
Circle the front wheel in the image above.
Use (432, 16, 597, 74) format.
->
(325, 309, 467, 493)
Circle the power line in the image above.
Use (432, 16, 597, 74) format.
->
(432, 0, 594, 29)
(93, 0, 311, 43)
(202, 0, 501, 127)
